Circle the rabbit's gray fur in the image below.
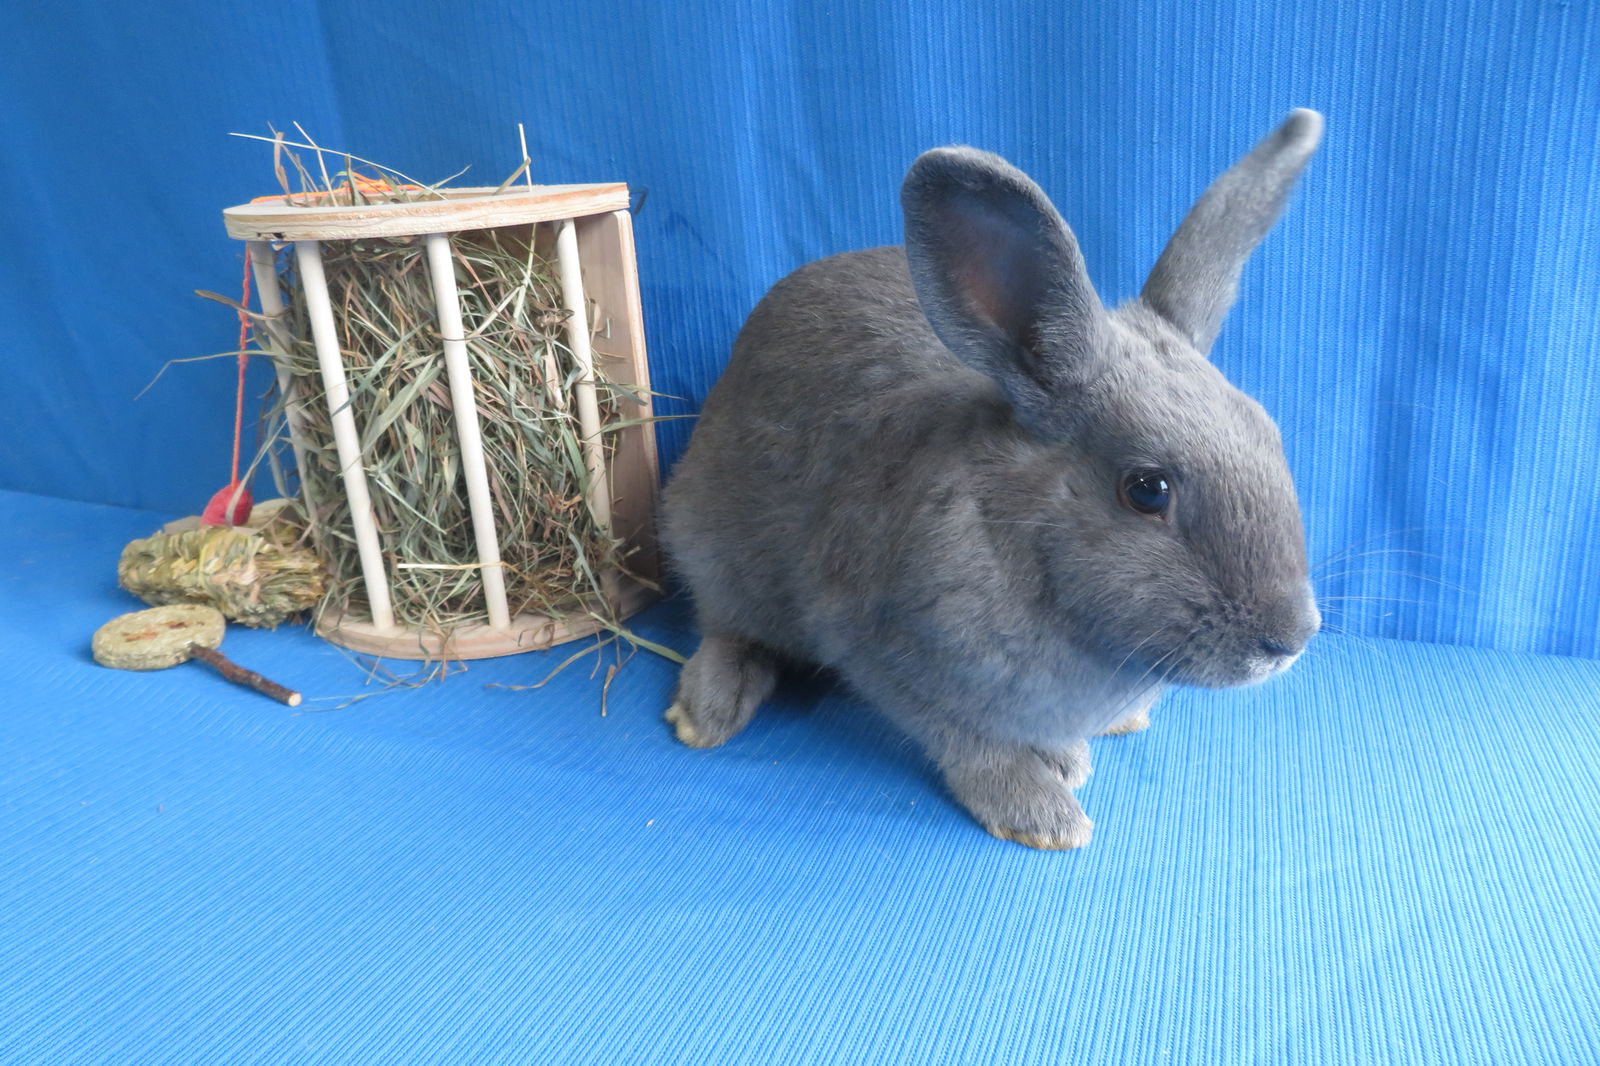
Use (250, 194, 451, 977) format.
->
(661, 111, 1324, 849)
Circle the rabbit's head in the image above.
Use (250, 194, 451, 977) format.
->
(902, 111, 1324, 689)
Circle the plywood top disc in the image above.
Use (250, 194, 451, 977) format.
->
(221, 183, 630, 242)
(93, 604, 226, 671)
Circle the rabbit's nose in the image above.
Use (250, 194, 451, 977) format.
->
(1260, 592, 1320, 659)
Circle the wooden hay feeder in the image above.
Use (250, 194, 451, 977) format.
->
(222, 185, 659, 660)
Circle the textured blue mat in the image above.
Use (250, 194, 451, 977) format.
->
(3, 488, 1598, 1065)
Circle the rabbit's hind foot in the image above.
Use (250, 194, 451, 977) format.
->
(663, 634, 778, 749)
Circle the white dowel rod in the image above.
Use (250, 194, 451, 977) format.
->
(293, 240, 397, 634)
(246, 242, 311, 499)
(422, 233, 512, 631)
(554, 218, 613, 533)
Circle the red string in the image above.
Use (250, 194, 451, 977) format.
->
(232, 252, 252, 485)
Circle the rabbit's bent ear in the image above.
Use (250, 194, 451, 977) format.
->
(1142, 109, 1323, 355)
(902, 147, 1104, 430)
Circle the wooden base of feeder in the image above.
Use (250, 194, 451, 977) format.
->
(317, 578, 658, 661)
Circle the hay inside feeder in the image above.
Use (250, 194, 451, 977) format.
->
(255, 173, 651, 651)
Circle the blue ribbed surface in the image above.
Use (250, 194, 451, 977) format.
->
(3, 489, 1598, 1065)
(3, 1, 1598, 656)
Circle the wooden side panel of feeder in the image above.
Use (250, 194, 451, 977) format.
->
(577, 209, 660, 584)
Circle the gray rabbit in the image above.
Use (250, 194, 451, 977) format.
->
(660, 110, 1324, 849)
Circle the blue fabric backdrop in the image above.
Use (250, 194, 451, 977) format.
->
(2, 0, 1597, 657)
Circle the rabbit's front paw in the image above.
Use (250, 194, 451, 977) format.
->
(1098, 708, 1151, 736)
(989, 817, 1093, 851)
(983, 789, 1095, 851)
(1097, 690, 1160, 736)
(943, 745, 1094, 850)
(1035, 739, 1092, 790)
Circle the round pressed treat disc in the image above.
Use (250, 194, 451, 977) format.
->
(92, 604, 227, 671)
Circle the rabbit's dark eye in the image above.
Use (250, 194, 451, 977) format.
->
(1120, 470, 1172, 518)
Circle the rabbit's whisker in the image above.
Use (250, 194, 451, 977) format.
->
(1112, 626, 1168, 678)
(1311, 526, 1457, 569)
(1317, 594, 1436, 606)
(1314, 568, 1472, 595)
(1101, 626, 1202, 727)
(1312, 546, 1447, 573)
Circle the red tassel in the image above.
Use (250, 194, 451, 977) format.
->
(201, 480, 254, 526)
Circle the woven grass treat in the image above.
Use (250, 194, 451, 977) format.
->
(118, 500, 327, 628)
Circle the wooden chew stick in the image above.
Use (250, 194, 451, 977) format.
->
(187, 645, 303, 707)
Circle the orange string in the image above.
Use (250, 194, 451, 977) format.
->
(232, 252, 252, 485)
(248, 174, 423, 204)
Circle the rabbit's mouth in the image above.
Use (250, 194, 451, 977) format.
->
(1158, 598, 1319, 688)
(1240, 644, 1304, 683)
(1162, 647, 1296, 688)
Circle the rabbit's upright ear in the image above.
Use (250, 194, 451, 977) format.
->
(902, 147, 1104, 429)
(1142, 109, 1323, 355)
